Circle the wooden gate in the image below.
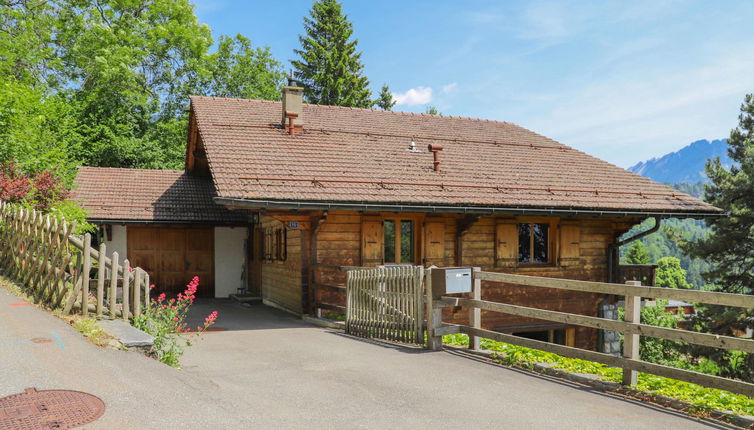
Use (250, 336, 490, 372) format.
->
(346, 266, 425, 344)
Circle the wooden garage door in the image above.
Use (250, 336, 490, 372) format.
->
(127, 226, 215, 298)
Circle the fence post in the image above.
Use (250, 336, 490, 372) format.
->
(122, 259, 130, 321)
(469, 267, 482, 350)
(96, 243, 106, 316)
(109, 252, 119, 318)
(622, 280, 641, 386)
(425, 268, 443, 350)
(81, 233, 92, 317)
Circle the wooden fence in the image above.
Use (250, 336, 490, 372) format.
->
(0, 201, 150, 319)
(427, 269, 754, 397)
(346, 266, 425, 344)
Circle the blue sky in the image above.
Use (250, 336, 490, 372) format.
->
(194, 0, 754, 168)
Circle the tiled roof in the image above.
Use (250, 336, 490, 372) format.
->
(190, 96, 720, 215)
(72, 167, 249, 224)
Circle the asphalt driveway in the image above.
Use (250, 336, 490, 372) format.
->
(180, 299, 731, 430)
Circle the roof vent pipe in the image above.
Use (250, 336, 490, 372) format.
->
(428, 143, 444, 172)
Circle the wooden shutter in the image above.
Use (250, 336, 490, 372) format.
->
(423, 221, 445, 266)
(559, 225, 580, 261)
(361, 221, 383, 266)
(495, 222, 517, 267)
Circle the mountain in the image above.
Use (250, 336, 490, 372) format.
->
(628, 139, 733, 184)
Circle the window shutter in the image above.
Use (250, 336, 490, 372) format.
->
(559, 225, 580, 261)
(361, 221, 383, 266)
(423, 221, 445, 266)
(495, 222, 517, 267)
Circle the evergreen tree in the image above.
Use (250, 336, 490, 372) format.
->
(655, 257, 691, 289)
(375, 84, 395, 110)
(684, 93, 754, 381)
(292, 0, 372, 107)
(624, 241, 651, 264)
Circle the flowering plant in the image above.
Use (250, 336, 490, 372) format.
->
(132, 276, 217, 368)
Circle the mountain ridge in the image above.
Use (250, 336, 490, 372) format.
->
(628, 139, 732, 184)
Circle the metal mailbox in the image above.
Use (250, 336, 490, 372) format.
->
(432, 267, 473, 295)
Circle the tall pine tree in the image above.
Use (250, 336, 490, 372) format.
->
(684, 93, 754, 380)
(292, 0, 372, 107)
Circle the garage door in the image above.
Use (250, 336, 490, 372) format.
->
(127, 226, 215, 298)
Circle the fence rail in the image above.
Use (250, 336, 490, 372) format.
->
(427, 268, 754, 397)
(0, 201, 150, 319)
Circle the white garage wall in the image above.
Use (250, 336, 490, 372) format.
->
(214, 226, 248, 298)
(104, 224, 128, 261)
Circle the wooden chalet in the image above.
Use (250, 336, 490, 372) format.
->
(72, 86, 720, 351)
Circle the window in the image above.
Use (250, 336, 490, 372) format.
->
(263, 227, 287, 262)
(383, 219, 416, 264)
(518, 223, 549, 264)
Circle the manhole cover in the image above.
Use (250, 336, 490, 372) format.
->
(0, 388, 105, 429)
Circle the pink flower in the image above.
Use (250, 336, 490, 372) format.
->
(157, 293, 166, 302)
(149, 284, 156, 290)
(204, 311, 218, 327)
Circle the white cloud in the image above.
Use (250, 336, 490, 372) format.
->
(441, 83, 458, 94)
(392, 86, 433, 106)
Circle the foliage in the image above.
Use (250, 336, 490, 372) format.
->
(292, 0, 372, 107)
(132, 276, 217, 368)
(1, 0, 284, 172)
(72, 317, 112, 347)
(623, 241, 651, 264)
(0, 162, 68, 210)
(442, 334, 754, 415)
(374, 84, 395, 111)
(425, 105, 440, 115)
(0, 78, 81, 180)
(186, 34, 286, 103)
(655, 257, 691, 289)
(682, 93, 754, 381)
(670, 181, 706, 198)
(620, 217, 713, 288)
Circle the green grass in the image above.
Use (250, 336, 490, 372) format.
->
(71, 318, 113, 347)
(443, 333, 754, 416)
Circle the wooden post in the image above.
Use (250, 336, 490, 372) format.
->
(469, 267, 482, 350)
(122, 259, 130, 321)
(81, 233, 92, 317)
(623, 280, 641, 386)
(96, 243, 106, 316)
(109, 252, 119, 318)
(143, 272, 150, 312)
(425, 268, 442, 350)
(133, 268, 142, 318)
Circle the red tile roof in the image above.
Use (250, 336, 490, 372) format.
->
(72, 167, 248, 224)
(190, 96, 719, 216)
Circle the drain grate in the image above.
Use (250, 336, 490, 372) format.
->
(0, 388, 105, 429)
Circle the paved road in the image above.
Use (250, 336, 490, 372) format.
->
(0, 285, 253, 429)
(0, 284, 733, 430)
(181, 300, 732, 430)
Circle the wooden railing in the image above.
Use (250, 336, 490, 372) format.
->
(427, 269, 754, 397)
(0, 201, 150, 319)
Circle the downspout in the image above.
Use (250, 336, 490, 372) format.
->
(607, 216, 662, 283)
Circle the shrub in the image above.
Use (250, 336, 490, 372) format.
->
(132, 276, 217, 368)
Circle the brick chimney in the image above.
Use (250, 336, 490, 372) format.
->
(281, 86, 304, 133)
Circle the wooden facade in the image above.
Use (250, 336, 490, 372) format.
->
(250, 209, 640, 350)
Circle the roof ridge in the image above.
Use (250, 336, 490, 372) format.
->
(77, 166, 185, 174)
(188, 94, 520, 126)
